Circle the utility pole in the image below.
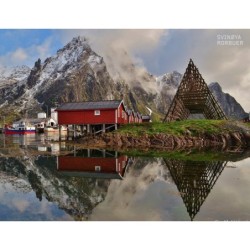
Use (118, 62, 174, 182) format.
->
(2, 116, 5, 128)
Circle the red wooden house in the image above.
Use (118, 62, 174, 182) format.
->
(56, 100, 127, 133)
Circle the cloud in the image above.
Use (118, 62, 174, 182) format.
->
(11, 48, 28, 62)
(35, 37, 53, 61)
(89, 159, 187, 221)
(188, 30, 250, 112)
(59, 29, 167, 54)
(0, 36, 54, 67)
(12, 199, 30, 213)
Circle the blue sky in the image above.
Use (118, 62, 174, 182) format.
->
(0, 29, 249, 111)
(0, 29, 64, 67)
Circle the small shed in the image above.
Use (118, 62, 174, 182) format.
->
(141, 115, 151, 123)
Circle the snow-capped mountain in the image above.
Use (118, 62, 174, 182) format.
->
(156, 71, 182, 91)
(154, 71, 182, 114)
(0, 65, 30, 84)
(0, 36, 247, 121)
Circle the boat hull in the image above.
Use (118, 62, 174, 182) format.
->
(4, 129, 36, 134)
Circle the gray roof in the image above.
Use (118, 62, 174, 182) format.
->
(126, 109, 133, 115)
(56, 100, 123, 111)
(135, 112, 142, 118)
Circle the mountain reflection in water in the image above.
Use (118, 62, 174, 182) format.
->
(0, 134, 250, 221)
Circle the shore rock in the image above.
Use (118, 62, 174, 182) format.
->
(77, 130, 250, 150)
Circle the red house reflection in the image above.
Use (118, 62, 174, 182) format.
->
(57, 150, 129, 179)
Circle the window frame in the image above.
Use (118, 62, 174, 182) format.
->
(94, 110, 101, 116)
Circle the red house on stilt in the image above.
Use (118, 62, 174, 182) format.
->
(56, 100, 127, 134)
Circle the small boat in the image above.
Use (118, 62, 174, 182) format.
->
(4, 122, 36, 134)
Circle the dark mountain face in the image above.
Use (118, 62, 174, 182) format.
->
(209, 82, 247, 119)
(0, 36, 247, 121)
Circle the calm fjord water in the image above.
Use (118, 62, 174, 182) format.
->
(0, 133, 249, 221)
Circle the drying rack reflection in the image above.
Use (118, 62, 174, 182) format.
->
(164, 159, 227, 220)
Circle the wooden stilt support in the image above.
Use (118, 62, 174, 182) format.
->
(80, 125, 83, 136)
(66, 125, 69, 140)
(74, 145, 76, 157)
(59, 125, 62, 141)
(73, 124, 76, 139)
(102, 149, 106, 157)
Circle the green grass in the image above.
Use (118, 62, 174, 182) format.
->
(117, 120, 230, 137)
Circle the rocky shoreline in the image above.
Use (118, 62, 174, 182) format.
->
(76, 130, 250, 150)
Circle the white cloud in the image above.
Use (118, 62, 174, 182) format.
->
(35, 37, 53, 61)
(12, 199, 30, 213)
(89, 159, 187, 221)
(0, 37, 54, 67)
(11, 48, 28, 62)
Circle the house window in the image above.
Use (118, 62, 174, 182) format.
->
(94, 110, 100, 116)
(95, 166, 101, 171)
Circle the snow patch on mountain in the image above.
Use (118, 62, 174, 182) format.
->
(156, 71, 182, 92)
(0, 65, 30, 86)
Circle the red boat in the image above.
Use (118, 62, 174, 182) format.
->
(4, 123, 36, 134)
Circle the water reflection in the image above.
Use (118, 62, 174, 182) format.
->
(1, 133, 68, 156)
(4, 131, 67, 147)
(0, 135, 132, 220)
(0, 134, 250, 220)
(164, 159, 227, 220)
(57, 149, 129, 179)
